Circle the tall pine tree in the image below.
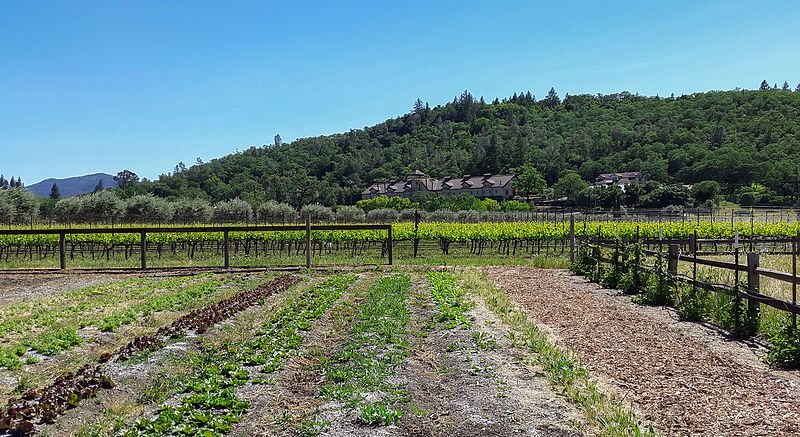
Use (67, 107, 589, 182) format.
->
(50, 183, 61, 199)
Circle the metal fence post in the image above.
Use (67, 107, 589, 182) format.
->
(305, 216, 312, 269)
(569, 214, 575, 263)
(223, 229, 230, 268)
(59, 232, 66, 270)
(387, 225, 393, 266)
(140, 231, 147, 269)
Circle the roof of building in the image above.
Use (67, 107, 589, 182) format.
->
(362, 173, 515, 196)
(596, 171, 644, 182)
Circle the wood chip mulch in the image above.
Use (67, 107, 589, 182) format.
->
(487, 267, 800, 437)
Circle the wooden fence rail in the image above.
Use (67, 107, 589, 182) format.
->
(578, 233, 799, 328)
(0, 219, 393, 271)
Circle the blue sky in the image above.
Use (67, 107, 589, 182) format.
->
(2, 0, 799, 183)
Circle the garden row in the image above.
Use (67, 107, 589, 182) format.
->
(0, 274, 300, 435)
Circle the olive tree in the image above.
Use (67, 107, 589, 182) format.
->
(335, 205, 365, 222)
(125, 195, 174, 223)
(366, 208, 399, 223)
(172, 198, 213, 223)
(54, 196, 84, 224)
(257, 200, 297, 223)
(82, 191, 124, 223)
(213, 198, 253, 223)
(300, 204, 334, 222)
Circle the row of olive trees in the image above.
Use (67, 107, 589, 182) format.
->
(1, 188, 537, 226)
(51, 193, 280, 224)
(0, 188, 40, 224)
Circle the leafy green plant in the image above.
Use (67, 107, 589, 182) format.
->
(315, 275, 411, 430)
(428, 271, 474, 328)
(676, 283, 709, 322)
(358, 403, 403, 425)
(715, 286, 760, 338)
(633, 254, 674, 306)
(765, 324, 800, 369)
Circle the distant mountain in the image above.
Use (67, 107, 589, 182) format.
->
(27, 173, 118, 198)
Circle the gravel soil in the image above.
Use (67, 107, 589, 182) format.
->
(487, 267, 800, 436)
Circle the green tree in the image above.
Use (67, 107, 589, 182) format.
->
(691, 181, 721, 205)
(93, 178, 105, 193)
(553, 171, 589, 204)
(643, 184, 692, 208)
(513, 164, 546, 199)
(50, 182, 61, 200)
(114, 170, 139, 190)
(760, 80, 770, 90)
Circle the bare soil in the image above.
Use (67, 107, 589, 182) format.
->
(487, 267, 800, 436)
(0, 273, 138, 305)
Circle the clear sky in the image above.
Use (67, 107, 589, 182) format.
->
(2, 0, 799, 184)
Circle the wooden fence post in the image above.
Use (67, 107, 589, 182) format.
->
(305, 216, 312, 269)
(747, 252, 760, 313)
(140, 231, 147, 269)
(59, 232, 66, 270)
(668, 244, 679, 275)
(569, 214, 575, 263)
(223, 229, 230, 268)
(387, 225, 393, 266)
(793, 234, 797, 330)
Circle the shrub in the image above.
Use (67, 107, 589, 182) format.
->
(428, 209, 457, 222)
(456, 210, 481, 222)
(765, 324, 800, 369)
(366, 208, 399, 222)
(676, 283, 709, 322)
(399, 209, 424, 221)
(500, 200, 531, 212)
(356, 195, 412, 212)
(715, 289, 760, 338)
(172, 198, 213, 223)
(213, 198, 253, 223)
(300, 204, 334, 222)
(633, 254, 674, 306)
(125, 195, 174, 223)
(257, 200, 296, 223)
(335, 205, 365, 222)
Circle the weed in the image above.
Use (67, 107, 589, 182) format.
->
(765, 324, 800, 369)
(676, 282, 710, 322)
(358, 403, 403, 425)
(297, 417, 331, 436)
(472, 331, 497, 351)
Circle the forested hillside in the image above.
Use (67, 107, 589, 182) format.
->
(130, 86, 800, 207)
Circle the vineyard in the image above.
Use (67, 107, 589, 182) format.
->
(4, 219, 800, 270)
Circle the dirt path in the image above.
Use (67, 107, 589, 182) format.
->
(396, 275, 584, 437)
(487, 267, 800, 436)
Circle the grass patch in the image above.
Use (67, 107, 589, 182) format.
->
(459, 269, 656, 436)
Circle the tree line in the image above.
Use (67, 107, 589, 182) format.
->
(99, 83, 800, 208)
